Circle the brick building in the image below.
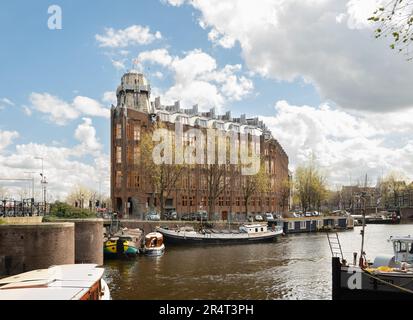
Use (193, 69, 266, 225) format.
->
(111, 72, 289, 220)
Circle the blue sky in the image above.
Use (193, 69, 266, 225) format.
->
(0, 0, 321, 155)
(1, 0, 412, 199)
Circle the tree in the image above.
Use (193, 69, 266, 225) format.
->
(294, 159, 328, 213)
(279, 178, 292, 213)
(140, 122, 185, 216)
(241, 162, 270, 216)
(66, 185, 96, 209)
(50, 201, 95, 219)
(369, 0, 413, 59)
(0, 187, 9, 200)
(379, 171, 407, 208)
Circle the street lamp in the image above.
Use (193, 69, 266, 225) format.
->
(34, 157, 47, 214)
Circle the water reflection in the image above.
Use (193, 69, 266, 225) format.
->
(104, 224, 413, 300)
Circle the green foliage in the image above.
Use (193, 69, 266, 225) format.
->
(294, 156, 328, 213)
(368, 0, 413, 60)
(49, 201, 95, 219)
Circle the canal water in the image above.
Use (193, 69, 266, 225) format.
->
(103, 224, 413, 300)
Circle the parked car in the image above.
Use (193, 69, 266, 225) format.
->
(254, 214, 264, 222)
(264, 213, 275, 222)
(273, 212, 282, 219)
(305, 212, 313, 217)
(195, 211, 208, 221)
(181, 213, 196, 221)
(164, 211, 178, 220)
(146, 212, 160, 221)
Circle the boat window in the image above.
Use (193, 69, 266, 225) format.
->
(409, 243, 413, 254)
(255, 228, 258, 233)
(261, 228, 264, 232)
(395, 241, 407, 253)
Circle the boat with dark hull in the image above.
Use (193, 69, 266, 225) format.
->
(332, 235, 413, 300)
(157, 224, 283, 245)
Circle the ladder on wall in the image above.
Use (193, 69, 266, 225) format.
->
(327, 232, 344, 260)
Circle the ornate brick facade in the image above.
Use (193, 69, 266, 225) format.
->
(111, 72, 289, 220)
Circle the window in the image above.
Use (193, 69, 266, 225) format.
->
(116, 124, 122, 139)
(288, 222, 294, 230)
(134, 125, 140, 141)
(115, 171, 122, 188)
(134, 173, 140, 189)
(218, 197, 224, 206)
(134, 146, 140, 165)
(116, 146, 122, 164)
(182, 195, 188, 206)
(127, 146, 133, 165)
(300, 221, 307, 230)
(395, 241, 408, 253)
(236, 197, 240, 206)
(160, 113, 169, 122)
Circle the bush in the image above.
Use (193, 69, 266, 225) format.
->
(49, 201, 95, 219)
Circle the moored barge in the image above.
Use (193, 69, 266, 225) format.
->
(157, 223, 283, 245)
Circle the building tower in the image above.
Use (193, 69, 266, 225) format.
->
(116, 72, 153, 113)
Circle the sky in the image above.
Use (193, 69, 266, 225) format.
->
(0, 0, 412, 201)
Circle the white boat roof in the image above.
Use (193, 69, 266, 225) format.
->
(389, 235, 413, 243)
(0, 264, 104, 300)
(0, 287, 91, 300)
(146, 232, 163, 239)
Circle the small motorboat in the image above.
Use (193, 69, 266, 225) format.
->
(0, 264, 110, 300)
(143, 232, 165, 256)
(103, 228, 141, 258)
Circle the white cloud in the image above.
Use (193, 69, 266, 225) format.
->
(137, 48, 173, 67)
(171, 0, 413, 112)
(0, 143, 110, 201)
(102, 91, 117, 106)
(29, 93, 80, 125)
(162, 0, 186, 6)
(111, 59, 126, 70)
(137, 48, 254, 111)
(96, 25, 162, 48)
(0, 130, 19, 151)
(0, 98, 15, 108)
(74, 118, 102, 153)
(260, 100, 413, 186)
(208, 28, 236, 49)
(0, 120, 109, 200)
(29, 93, 109, 125)
(72, 96, 110, 118)
(22, 105, 32, 116)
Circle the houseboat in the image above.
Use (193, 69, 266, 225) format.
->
(156, 223, 283, 245)
(143, 232, 165, 256)
(0, 264, 110, 300)
(103, 228, 141, 258)
(332, 235, 413, 300)
(278, 216, 353, 234)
